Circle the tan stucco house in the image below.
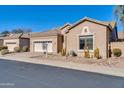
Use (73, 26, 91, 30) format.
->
(66, 17, 118, 58)
(30, 17, 118, 58)
(2, 33, 30, 52)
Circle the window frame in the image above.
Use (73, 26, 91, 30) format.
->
(78, 35, 94, 52)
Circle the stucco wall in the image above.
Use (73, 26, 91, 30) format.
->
(4, 39, 19, 51)
(111, 42, 124, 57)
(60, 25, 70, 49)
(66, 21, 109, 58)
(4, 39, 19, 46)
(30, 35, 59, 53)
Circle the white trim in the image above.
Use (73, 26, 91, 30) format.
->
(81, 26, 90, 35)
(32, 39, 52, 42)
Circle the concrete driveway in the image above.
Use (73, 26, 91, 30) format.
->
(0, 59, 124, 88)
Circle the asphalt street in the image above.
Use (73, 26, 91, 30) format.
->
(0, 59, 124, 88)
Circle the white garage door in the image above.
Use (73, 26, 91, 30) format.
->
(34, 41, 52, 53)
(6, 42, 17, 52)
(34, 43, 43, 52)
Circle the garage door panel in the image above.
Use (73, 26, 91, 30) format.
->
(34, 43, 43, 52)
(33, 41, 52, 53)
(47, 42, 52, 52)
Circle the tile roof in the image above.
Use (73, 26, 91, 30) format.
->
(1, 33, 30, 39)
(104, 21, 116, 29)
(68, 17, 116, 31)
(30, 29, 61, 37)
(59, 23, 71, 30)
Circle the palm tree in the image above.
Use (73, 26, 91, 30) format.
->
(114, 5, 124, 39)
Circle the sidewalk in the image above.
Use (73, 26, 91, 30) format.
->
(0, 53, 124, 77)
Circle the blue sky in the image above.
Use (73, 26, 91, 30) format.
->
(0, 5, 121, 32)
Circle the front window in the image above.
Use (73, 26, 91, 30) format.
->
(79, 35, 93, 50)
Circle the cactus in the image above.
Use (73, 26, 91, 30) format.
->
(94, 48, 100, 59)
(84, 47, 90, 58)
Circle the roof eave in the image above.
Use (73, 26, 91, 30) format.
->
(68, 19, 109, 30)
(30, 33, 61, 38)
(59, 23, 71, 30)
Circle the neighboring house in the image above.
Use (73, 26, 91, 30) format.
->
(30, 29, 63, 53)
(30, 17, 117, 58)
(3, 33, 30, 52)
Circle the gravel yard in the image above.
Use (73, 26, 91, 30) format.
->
(1, 52, 124, 68)
(29, 53, 123, 67)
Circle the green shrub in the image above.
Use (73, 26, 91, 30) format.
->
(112, 48, 122, 57)
(22, 46, 28, 52)
(0, 46, 8, 51)
(94, 48, 100, 59)
(1, 49, 9, 55)
(66, 52, 70, 57)
(61, 48, 66, 56)
(84, 48, 90, 58)
(14, 47, 21, 52)
(69, 50, 77, 57)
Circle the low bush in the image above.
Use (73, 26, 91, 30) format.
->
(0, 46, 8, 51)
(22, 46, 28, 52)
(61, 48, 66, 56)
(69, 50, 77, 57)
(112, 48, 122, 57)
(94, 48, 100, 59)
(66, 52, 70, 57)
(1, 49, 9, 55)
(14, 47, 21, 52)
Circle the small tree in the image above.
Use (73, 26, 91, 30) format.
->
(0, 30, 10, 36)
(11, 29, 24, 34)
(11, 28, 32, 34)
(114, 5, 124, 38)
(61, 48, 66, 56)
